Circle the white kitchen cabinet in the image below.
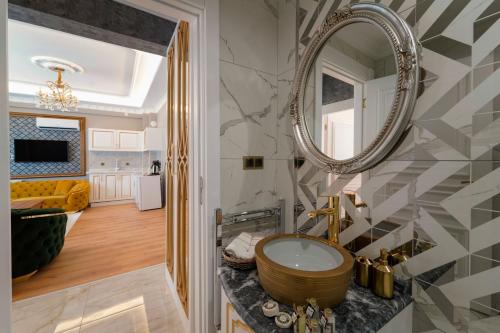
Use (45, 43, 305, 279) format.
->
(89, 172, 138, 204)
(90, 129, 116, 150)
(119, 174, 133, 199)
(143, 127, 164, 151)
(89, 128, 143, 151)
(117, 130, 143, 151)
(103, 174, 118, 200)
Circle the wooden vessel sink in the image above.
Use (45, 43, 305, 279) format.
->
(255, 234, 354, 308)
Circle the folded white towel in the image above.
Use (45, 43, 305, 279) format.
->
(239, 232, 253, 244)
(225, 238, 248, 258)
(225, 232, 267, 260)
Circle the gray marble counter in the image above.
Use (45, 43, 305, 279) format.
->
(220, 264, 412, 333)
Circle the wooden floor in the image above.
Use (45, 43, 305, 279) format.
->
(13, 204, 166, 301)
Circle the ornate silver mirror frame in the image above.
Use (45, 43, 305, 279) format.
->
(290, 3, 419, 174)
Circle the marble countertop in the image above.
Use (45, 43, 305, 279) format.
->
(219, 264, 412, 333)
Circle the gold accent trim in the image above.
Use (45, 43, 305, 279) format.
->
(175, 21, 189, 316)
(226, 302, 253, 333)
(165, 44, 175, 275)
(9, 112, 86, 179)
(308, 195, 340, 245)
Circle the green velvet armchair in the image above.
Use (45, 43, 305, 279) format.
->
(11, 208, 67, 279)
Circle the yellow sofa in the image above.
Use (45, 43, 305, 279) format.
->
(11, 180, 90, 212)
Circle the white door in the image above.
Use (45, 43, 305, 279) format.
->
(90, 174, 102, 202)
(117, 131, 143, 151)
(363, 75, 396, 149)
(90, 129, 116, 150)
(102, 174, 118, 201)
(119, 174, 133, 199)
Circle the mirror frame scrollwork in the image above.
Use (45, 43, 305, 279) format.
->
(290, 3, 419, 174)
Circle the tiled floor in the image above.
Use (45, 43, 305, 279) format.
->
(12, 265, 186, 333)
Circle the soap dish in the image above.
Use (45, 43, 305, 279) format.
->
(222, 249, 256, 270)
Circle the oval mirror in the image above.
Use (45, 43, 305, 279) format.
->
(291, 3, 419, 174)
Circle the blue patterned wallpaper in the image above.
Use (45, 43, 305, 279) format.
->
(10, 115, 83, 177)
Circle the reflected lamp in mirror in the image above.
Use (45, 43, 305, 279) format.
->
(290, 3, 419, 174)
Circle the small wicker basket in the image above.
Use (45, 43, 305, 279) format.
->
(222, 249, 256, 270)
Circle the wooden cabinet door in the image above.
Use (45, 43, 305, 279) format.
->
(90, 129, 116, 150)
(102, 174, 118, 201)
(117, 131, 143, 151)
(90, 174, 102, 202)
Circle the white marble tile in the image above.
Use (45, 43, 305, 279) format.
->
(278, 0, 297, 75)
(220, 0, 278, 74)
(220, 61, 278, 159)
(82, 266, 168, 324)
(12, 265, 185, 333)
(277, 69, 295, 159)
(221, 158, 278, 214)
(12, 285, 89, 333)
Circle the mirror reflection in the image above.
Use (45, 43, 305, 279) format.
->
(304, 22, 397, 160)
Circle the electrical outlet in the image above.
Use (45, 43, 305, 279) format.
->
(243, 156, 264, 170)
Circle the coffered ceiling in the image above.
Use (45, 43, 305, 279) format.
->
(8, 20, 166, 115)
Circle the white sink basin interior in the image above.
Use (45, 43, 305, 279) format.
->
(263, 237, 344, 272)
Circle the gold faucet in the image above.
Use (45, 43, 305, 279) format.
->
(308, 195, 340, 245)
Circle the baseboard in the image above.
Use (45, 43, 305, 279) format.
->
(90, 200, 135, 207)
(164, 267, 189, 332)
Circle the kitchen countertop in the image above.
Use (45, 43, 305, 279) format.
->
(87, 169, 143, 174)
(219, 264, 412, 333)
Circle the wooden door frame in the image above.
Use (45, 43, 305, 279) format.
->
(0, 0, 220, 332)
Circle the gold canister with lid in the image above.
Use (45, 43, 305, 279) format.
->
(372, 248, 394, 299)
(354, 255, 373, 288)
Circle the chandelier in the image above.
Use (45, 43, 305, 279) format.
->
(32, 56, 84, 112)
(36, 67, 78, 112)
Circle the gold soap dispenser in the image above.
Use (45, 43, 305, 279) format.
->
(372, 248, 394, 299)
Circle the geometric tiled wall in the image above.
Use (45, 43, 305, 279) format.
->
(10, 115, 82, 177)
(293, 0, 500, 331)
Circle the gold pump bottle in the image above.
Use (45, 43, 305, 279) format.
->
(372, 248, 394, 299)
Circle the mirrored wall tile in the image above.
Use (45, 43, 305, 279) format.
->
(420, 0, 490, 46)
(412, 278, 466, 332)
(475, 45, 500, 68)
(471, 294, 500, 316)
(220, 61, 278, 159)
(471, 111, 500, 160)
(220, 0, 278, 74)
(471, 207, 500, 229)
(470, 254, 500, 277)
(467, 307, 500, 333)
(275, 159, 296, 232)
(221, 158, 278, 214)
(474, 5, 500, 43)
(278, 0, 297, 75)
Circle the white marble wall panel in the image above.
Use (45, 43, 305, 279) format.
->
(220, 158, 278, 214)
(277, 69, 295, 159)
(278, 0, 297, 75)
(219, 0, 297, 225)
(220, 0, 278, 75)
(220, 62, 278, 159)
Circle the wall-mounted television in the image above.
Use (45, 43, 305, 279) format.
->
(14, 139, 69, 162)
